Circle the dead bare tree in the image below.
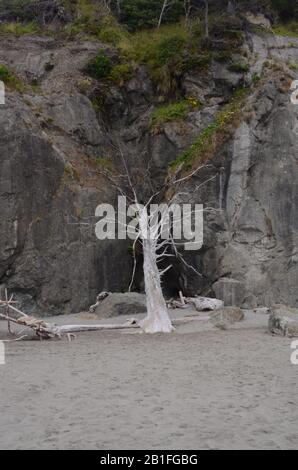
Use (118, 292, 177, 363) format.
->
(102, 0, 112, 12)
(0, 153, 214, 338)
(184, 0, 192, 26)
(94, 142, 212, 333)
(157, 0, 174, 29)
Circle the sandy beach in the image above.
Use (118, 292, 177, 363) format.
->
(0, 310, 297, 450)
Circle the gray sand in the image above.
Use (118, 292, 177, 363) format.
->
(0, 310, 297, 450)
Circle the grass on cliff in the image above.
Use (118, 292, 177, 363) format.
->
(85, 21, 229, 96)
(130, 24, 210, 95)
(0, 64, 25, 92)
(80, 12, 244, 95)
(86, 52, 134, 86)
(150, 98, 201, 131)
(0, 21, 40, 36)
(272, 21, 298, 38)
(169, 88, 248, 170)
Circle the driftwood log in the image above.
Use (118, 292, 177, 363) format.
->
(0, 291, 141, 341)
(0, 290, 212, 341)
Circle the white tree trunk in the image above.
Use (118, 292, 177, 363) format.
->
(157, 0, 169, 29)
(140, 239, 174, 333)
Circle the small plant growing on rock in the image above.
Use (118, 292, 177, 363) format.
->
(0, 64, 10, 82)
(87, 52, 112, 79)
(77, 77, 93, 94)
(169, 87, 248, 169)
(150, 98, 200, 132)
(0, 21, 40, 36)
(109, 63, 134, 85)
(0, 64, 25, 92)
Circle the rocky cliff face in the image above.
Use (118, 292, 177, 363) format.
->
(0, 31, 297, 314)
(0, 37, 134, 314)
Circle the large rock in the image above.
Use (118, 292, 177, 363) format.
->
(190, 297, 224, 312)
(210, 307, 245, 330)
(174, 43, 298, 308)
(245, 13, 271, 29)
(94, 293, 147, 319)
(268, 305, 298, 337)
(212, 278, 246, 307)
(0, 39, 134, 315)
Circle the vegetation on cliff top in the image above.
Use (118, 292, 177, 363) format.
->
(1, 1, 297, 41)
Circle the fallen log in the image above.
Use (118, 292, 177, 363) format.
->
(0, 290, 141, 340)
(0, 291, 211, 341)
(0, 311, 139, 340)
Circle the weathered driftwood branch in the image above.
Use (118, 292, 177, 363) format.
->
(0, 290, 142, 340)
(0, 290, 213, 341)
(0, 308, 140, 341)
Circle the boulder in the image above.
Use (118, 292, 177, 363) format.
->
(210, 307, 245, 330)
(94, 293, 147, 319)
(190, 297, 224, 312)
(212, 278, 246, 307)
(268, 305, 298, 337)
(245, 13, 271, 29)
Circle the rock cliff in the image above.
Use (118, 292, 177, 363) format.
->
(0, 30, 297, 313)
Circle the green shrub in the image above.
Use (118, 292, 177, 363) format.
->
(87, 52, 112, 79)
(77, 77, 93, 93)
(132, 25, 188, 64)
(288, 60, 298, 71)
(154, 35, 186, 66)
(0, 21, 40, 36)
(109, 63, 134, 85)
(96, 26, 129, 46)
(182, 53, 212, 73)
(132, 27, 189, 95)
(0, 64, 25, 91)
(273, 22, 298, 38)
(150, 98, 200, 130)
(170, 122, 217, 168)
(170, 88, 247, 169)
(87, 53, 133, 85)
(0, 65, 11, 82)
